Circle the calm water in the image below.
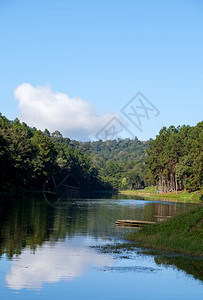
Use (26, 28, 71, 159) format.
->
(0, 194, 202, 299)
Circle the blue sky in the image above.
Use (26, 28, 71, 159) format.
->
(0, 0, 202, 140)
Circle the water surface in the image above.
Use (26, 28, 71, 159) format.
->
(0, 195, 202, 299)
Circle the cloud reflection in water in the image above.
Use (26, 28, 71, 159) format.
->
(6, 240, 115, 290)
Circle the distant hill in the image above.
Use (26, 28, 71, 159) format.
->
(68, 138, 149, 190)
(70, 138, 148, 163)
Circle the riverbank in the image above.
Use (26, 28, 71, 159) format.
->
(119, 187, 202, 202)
(126, 207, 203, 257)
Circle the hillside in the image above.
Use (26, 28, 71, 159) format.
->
(1, 112, 202, 194)
(71, 139, 148, 189)
(0, 114, 148, 192)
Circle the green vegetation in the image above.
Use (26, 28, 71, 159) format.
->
(145, 123, 203, 193)
(126, 207, 203, 256)
(76, 122, 203, 194)
(0, 112, 202, 195)
(0, 113, 148, 192)
(72, 138, 148, 190)
(119, 187, 202, 202)
(0, 114, 104, 193)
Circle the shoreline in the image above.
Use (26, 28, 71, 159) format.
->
(125, 207, 203, 257)
(119, 187, 202, 202)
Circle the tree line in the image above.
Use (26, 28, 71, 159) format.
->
(0, 114, 148, 192)
(0, 114, 105, 193)
(0, 112, 202, 194)
(145, 122, 203, 193)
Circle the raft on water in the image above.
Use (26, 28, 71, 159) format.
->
(115, 219, 156, 227)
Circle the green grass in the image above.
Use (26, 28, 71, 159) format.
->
(119, 187, 202, 202)
(126, 207, 203, 256)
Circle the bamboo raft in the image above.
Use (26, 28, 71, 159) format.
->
(115, 219, 156, 227)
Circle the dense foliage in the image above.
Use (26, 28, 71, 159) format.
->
(145, 122, 203, 192)
(0, 114, 103, 193)
(0, 113, 202, 193)
(0, 114, 148, 192)
(72, 138, 148, 189)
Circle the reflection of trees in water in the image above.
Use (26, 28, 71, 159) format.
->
(143, 202, 198, 222)
(0, 197, 67, 258)
(155, 256, 203, 282)
(1, 199, 39, 257)
(0, 197, 91, 258)
(0, 196, 198, 259)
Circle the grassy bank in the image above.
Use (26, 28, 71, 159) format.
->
(119, 187, 202, 202)
(126, 207, 203, 256)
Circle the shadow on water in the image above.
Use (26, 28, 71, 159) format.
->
(154, 256, 203, 282)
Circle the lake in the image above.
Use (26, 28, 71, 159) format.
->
(0, 194, 202, 299)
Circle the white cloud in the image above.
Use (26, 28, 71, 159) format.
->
(14, 83, 117, 140)
(6, 241, 115, 290)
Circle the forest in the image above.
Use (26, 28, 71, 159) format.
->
(0, 114, 104, 193)
(146, 122, 203, 193)
(0, 113, 202, 194)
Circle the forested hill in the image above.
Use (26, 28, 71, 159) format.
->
(0, 114, 147, 192)
(0, 114, 102, 192)
(0, 112, 202, 194)
(71, 139, 149, 190)
(71, 139, 148, 163)
(46, 135, 148, 190)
